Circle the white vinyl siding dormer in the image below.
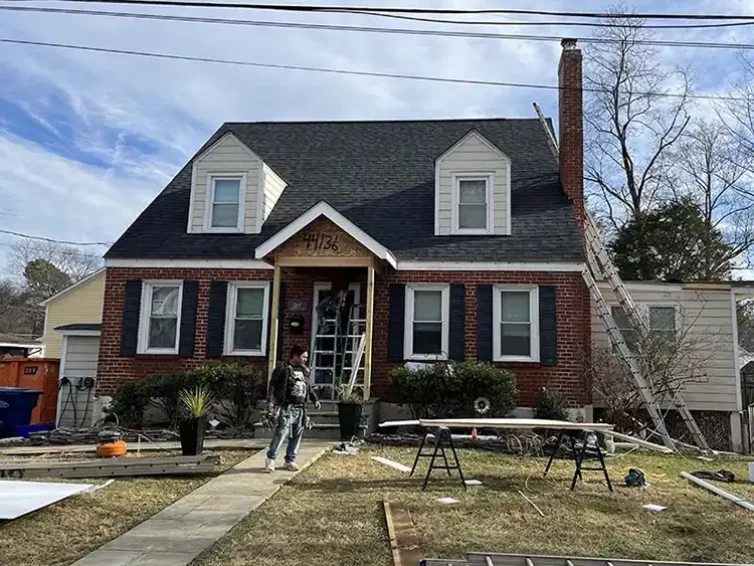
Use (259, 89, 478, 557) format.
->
(188, 133, 287, 234)
(435, 130, 511, 236)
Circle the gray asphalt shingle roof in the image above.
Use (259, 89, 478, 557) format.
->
(106, 118, 584, 263)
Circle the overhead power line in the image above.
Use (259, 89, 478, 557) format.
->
(4, 6, 754, 51)
(7, 0, 754, 21)
(0, 36, 742, 102)
(0, 229, 111, 246)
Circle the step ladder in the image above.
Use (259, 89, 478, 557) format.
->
(310, 302, 366, 400)
(584, 211, 710, 453)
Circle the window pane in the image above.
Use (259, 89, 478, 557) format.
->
(501, 323, 531, 356)
(413, 322, 442, 354)
(459, 204, 487, 229)
(151, 286, 179, 317)
(501, 292, 530, 323)
(236, 288, 264, 318)
(611, 307, 638, 350)
(148, 317, 177, 349)
(650, 307, 676, 332)
(414, 290, 442, 321)
(234, 319, 263, 351)
(212, 203, 239, 227)
(458, 180, 486, 203)
(214, 179, 240, 203)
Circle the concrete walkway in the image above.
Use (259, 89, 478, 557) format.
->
(72, 442, 330, 566)
(0, 438, 267, 456)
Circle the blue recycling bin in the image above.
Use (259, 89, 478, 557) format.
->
(0, 387, 43, 438)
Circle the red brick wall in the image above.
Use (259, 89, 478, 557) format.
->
(98, 267, 591, 407)
(372, 270, 591, 407)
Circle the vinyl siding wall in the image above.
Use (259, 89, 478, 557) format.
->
(42, 271, 105, 358)
(190, 134, 262, 233)
(592, 282, 738, 412)
(58, 335, 99, 428)
(262, 164, 287, 221)
(436, 133, 510, 235)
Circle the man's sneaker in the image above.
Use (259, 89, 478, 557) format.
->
(283, 461, 299, 471)
(264, 458, 275, 473)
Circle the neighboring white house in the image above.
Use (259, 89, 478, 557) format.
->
(592, 280, 754, 451)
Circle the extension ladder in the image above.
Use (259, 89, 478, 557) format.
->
(584, 211, 710, 452)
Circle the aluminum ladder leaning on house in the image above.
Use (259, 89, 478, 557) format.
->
(583, 211, 710, 453)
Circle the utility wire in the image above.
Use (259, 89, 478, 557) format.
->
(5, 0, 754, 21)
(0, 36, 742, 102)
(4, 6, 754, 51)
(0, 229, 111, 246)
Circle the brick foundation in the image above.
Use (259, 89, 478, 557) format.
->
(98, 267, 591, 406)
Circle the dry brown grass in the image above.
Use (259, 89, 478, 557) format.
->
(0, 449, 254, 566)
(194, 446, 754, 566)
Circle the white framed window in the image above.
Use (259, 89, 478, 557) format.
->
(224, 282, 270, 356)
(451, 173, 494, 235)
(611, 306, 639, 351)
(404, 284, 449, 360)
(138, 281, 183, 354)
(204, 173, 246, 232)
(649, 305, 678, 345)
(493, 286, 539, 362)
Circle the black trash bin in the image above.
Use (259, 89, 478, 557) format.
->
(0, 387, 43, 438)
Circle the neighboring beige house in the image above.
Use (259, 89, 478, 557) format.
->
(40, 269, 105, 358)
(592, 280, 754, 451)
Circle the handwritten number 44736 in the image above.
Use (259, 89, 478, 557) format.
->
(304, 233, 340, 251)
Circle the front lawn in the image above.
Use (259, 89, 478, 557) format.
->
(194, 445, 754, 566)
(0, 449, 255, 566)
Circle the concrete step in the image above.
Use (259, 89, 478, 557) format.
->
(253, 422, 367, 440)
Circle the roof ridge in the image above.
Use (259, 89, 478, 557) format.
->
(224, 117, 544, 126)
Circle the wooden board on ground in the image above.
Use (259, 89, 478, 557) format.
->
(604, 430, 674, 454)
(383, 500, 424, 566)
(0, 455, 221, 479)
(419, 418, 614, 432)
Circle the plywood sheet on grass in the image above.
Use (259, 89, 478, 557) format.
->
(0, 480, 93, 520)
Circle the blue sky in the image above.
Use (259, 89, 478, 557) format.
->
(0, 0, 752, 273)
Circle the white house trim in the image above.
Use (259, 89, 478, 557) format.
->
(105, 259, 274, 269)
(450, 172, 495, 235)
(434, 130, 512, 237)
(396, 261, 584, 272)
(492, 285, 540, 363)
(195, 132, 261, 163)
(137, 280, 183, 355)
(403, 284, 450, 361)
(732, 290, 743, 412)
(39, 268, 105, 307)
(254, 201, 398, 267)
(55, 329, 101, 337)
(203, 172, 247, 233)
(223, 281, 270, 357)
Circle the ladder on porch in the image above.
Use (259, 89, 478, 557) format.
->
(310, 303, 366, 399)
(584, 211, 710, 453)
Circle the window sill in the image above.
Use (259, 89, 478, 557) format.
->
(135, 353, 180, 360)
(451, 229, 494, 236)
(223, 351, 266, 357)
(494, 357, 540, 364)
(405, 355, 448, 362)
(203, 227, 244, 234)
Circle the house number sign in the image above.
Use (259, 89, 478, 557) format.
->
(303, 232, 340, 252)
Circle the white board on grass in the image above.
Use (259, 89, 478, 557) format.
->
(372, 456, 412, 473)
(0, 480, 94, 520)
(464, 479, 483, 487)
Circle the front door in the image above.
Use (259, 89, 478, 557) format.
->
(310, 282, 361, 399)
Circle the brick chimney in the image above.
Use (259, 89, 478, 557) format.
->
(558, 38, 584, 226)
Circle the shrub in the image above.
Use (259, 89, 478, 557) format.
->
(195, 362, 264, 428)
(391, 361, 518, 419)
(105, 380, 150, 428)
(144, 371, 205, 426)
(533, 387, 570, 422)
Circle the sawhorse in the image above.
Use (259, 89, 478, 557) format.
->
(543, 429, 613, 492)
(410, 427, 466, 490)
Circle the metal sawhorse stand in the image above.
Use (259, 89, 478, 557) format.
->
(409, 427, 466, 490)
(543, 429, 613, 492)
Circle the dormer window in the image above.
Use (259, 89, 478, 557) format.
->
(452, 173, 494, 235)
(205, 174, 246, 232)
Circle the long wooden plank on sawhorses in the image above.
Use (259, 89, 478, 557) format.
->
(0, 455, 221, 479)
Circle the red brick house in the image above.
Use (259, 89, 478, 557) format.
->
(99, 41, 590, 415)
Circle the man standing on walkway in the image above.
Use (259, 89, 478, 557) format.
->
(264, 344, 320, 472)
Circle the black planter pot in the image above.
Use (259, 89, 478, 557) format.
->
(337, 402, 363, 441)
(179, 416, 207, 456)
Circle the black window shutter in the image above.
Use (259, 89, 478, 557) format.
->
(276, 283, 286, 361)
(539, 285, 558, 365)
(388, 284, 405, 362)
(120, 279, 142, 357)
(476, 285, 493, 362)
(178, 281, 198, 358)
(206, 281, 228, 358)
(449, 284, 466, 361)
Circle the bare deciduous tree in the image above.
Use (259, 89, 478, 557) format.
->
(721, 54, 754, 162)
(7, 239, 101, 283)
(585, 13, 691, 228)
(673, 120, 754, 273)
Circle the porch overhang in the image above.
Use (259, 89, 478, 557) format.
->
(254, 201, 398, 268)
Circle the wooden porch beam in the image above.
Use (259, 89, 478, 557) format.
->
(274, 256, 373, 268)
(268, 264, 282, 382)
(364, 261, 376, 400)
